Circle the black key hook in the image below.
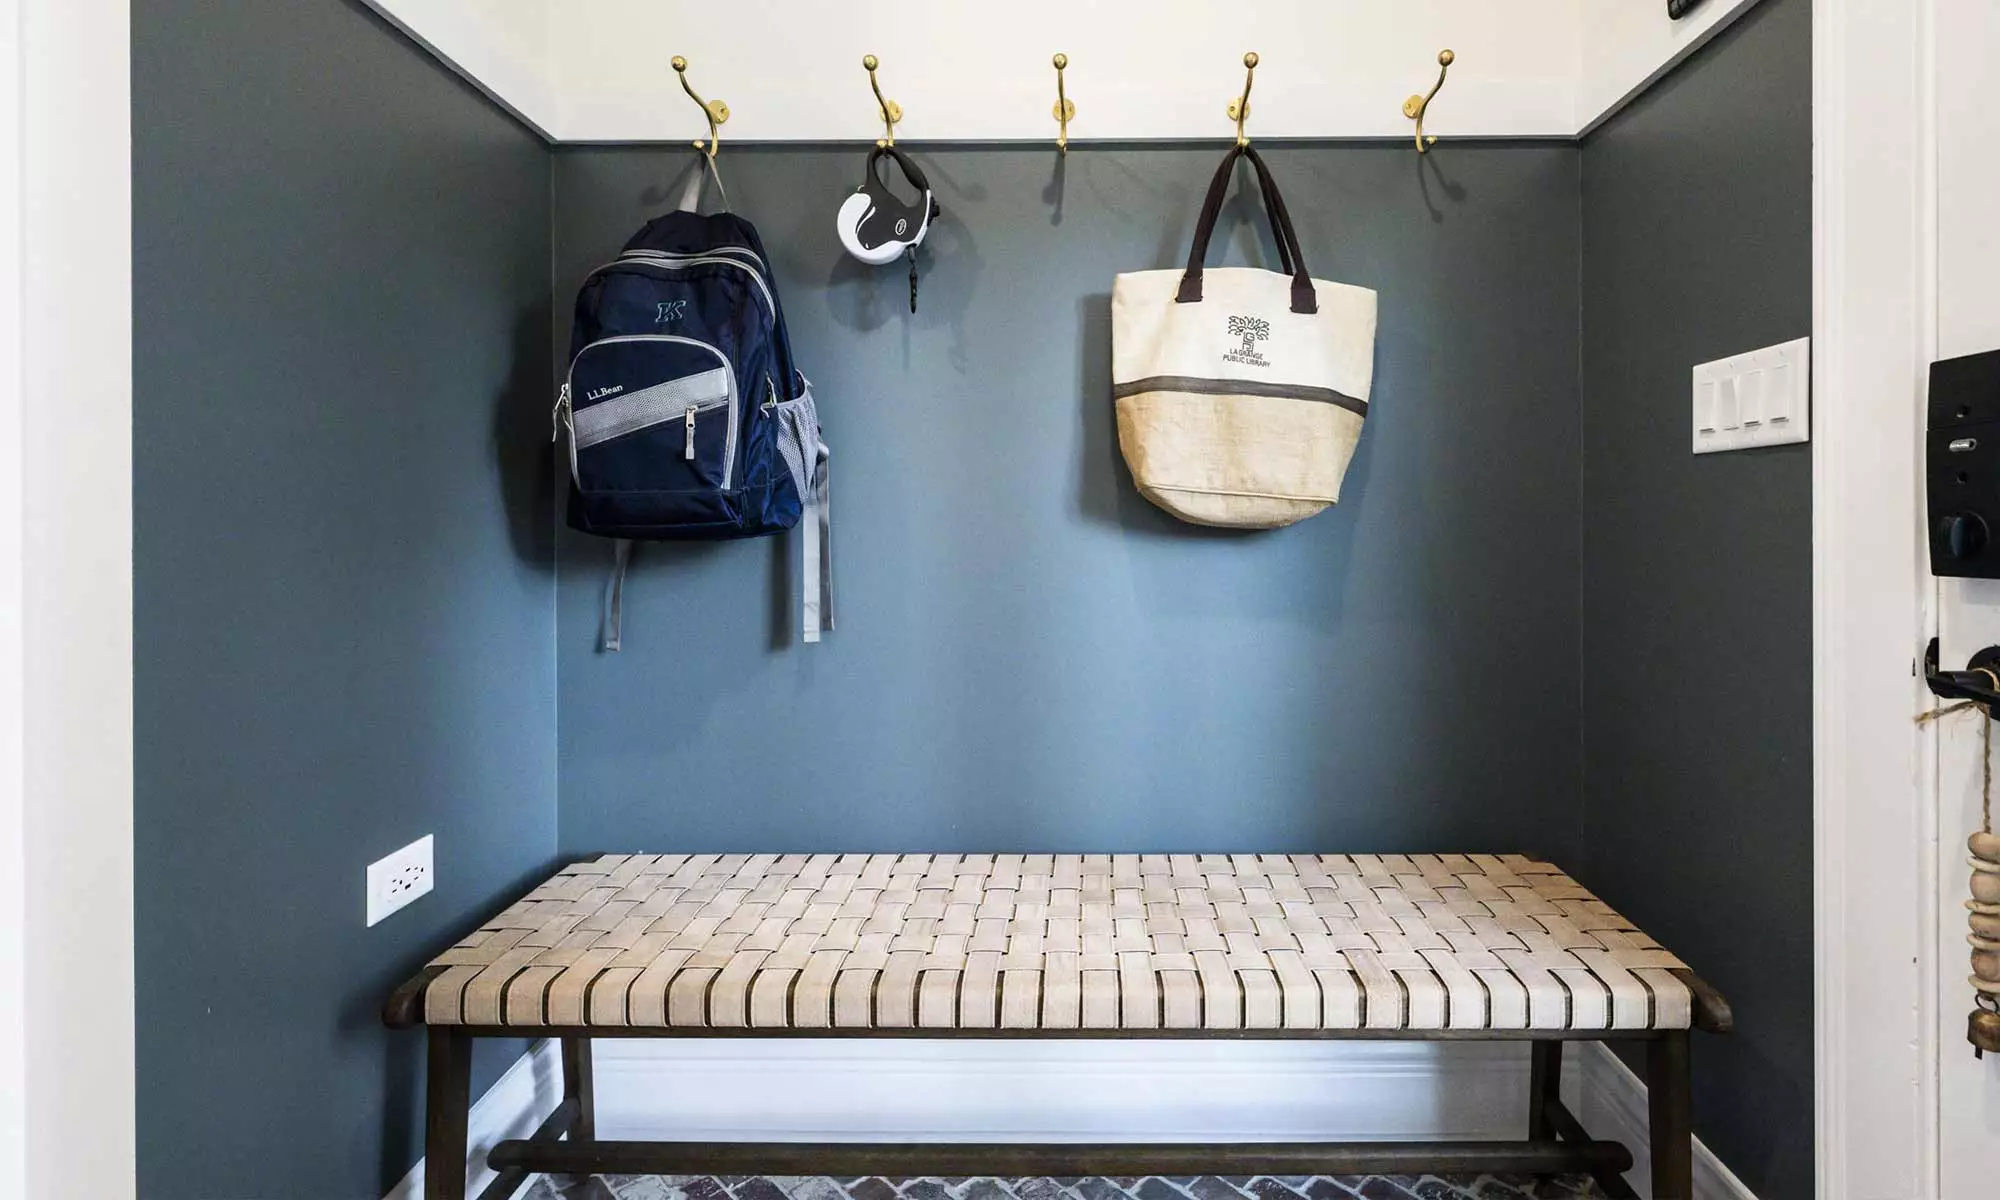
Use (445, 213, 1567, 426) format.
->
(1924, 637, 2000, 712)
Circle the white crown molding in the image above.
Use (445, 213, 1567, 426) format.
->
(1574, 0, 1766, 137)
(356, 0, 559, 140)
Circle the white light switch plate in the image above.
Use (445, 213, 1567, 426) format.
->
(366, 834, 433, 927)
(1692, 336, 1811, 454)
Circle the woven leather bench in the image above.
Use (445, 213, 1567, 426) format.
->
(385, 853, 1730, 1200)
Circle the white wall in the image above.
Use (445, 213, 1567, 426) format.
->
(361, 0, 1778, 143)
(13, 0, 136, 1196)
(548, 0, 1581, 143)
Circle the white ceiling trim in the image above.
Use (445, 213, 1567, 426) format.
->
(360, 0, 560, 140)
(362, 1, 1769, 145)
(1576, 0, 1767, 136)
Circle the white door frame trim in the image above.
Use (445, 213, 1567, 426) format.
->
(0, 0, 29, 1192)
(1811, 0, 1941, 1196)
(10, 0, 137, 1196)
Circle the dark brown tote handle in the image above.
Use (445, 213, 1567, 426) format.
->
(1175, 145, 1317, 315)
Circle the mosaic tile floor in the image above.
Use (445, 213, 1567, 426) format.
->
(521, 1173, 1605, 1200)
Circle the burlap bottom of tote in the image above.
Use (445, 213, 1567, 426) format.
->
(1112, 144, 1377, 529)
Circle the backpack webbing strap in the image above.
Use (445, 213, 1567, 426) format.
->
(803, 442, 833, 643)
(676, 154, 730, 215)
(603, 538, 633, 653)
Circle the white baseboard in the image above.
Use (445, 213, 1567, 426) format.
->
(384, 1038, 564, 1200)
(592, 1039, 1534, 1142)
(386, 1037, 1757, 1200)
(1569, 1043, 1759, 1200)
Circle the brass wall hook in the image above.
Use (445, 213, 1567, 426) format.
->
(1403, 49, 1455, 154)
(863, 54, 903, 147)
(1051, 53, 1075, 154)
(670, 56, 729, 161)
(1227, 52, 1259, 147)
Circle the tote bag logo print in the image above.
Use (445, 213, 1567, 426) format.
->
(1223, 315, 1272, 367)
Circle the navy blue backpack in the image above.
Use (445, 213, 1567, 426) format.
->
(557, 172, 830, 649)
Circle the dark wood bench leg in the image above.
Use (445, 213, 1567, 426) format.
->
(1647, 1030, 1694, 1200)
(425, 1027, 473, 1200)
(1528, 1040, 1561, 1139)
(561, 1036, 595, 1142)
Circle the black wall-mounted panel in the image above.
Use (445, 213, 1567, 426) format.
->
(1928, 349, 2000, 577)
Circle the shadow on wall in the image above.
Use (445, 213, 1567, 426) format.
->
(1416, 152, 1468, 225)
(1044, 153, 1067, 225)
(496, 303, 559, 569)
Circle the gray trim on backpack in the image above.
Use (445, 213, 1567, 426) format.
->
(1111, 374, 1369, 416)
(570, 368, 732, 450)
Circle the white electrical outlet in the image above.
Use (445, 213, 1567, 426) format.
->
(366, 834, 434, 927)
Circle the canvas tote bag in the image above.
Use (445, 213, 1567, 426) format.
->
(1112, 146, 1377, 528)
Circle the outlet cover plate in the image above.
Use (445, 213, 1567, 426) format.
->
(366, 834, 434, 927)
(1692, 336, 1811, 454)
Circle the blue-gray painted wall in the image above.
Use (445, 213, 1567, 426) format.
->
(132, 1, 557, 1196)
(552, 145, 1585, 859)
(1579, 1, 1814, 1196)
(123, 1, 1816, 1194)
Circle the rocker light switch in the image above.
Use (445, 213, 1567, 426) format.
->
(1695, 380, 1718, 432)
(1692, 337, 1811, 454)
(1739, 369, 1765, 425)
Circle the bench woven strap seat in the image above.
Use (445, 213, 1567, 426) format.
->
(399, 852, 1695, 1033)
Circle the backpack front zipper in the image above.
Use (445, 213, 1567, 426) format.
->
(586, 251, 776, 318)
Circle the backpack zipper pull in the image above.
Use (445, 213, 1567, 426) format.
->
(550, 382, 571, 443)
(685, 406, 697, 460)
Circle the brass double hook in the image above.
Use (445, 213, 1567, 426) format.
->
(1052, 53, 1076, 154)
(1227, 52, 1259, 147)
(671, 56, 729, 161)
(863, 55, 903, 148)
(1403, 49, 1456, 154)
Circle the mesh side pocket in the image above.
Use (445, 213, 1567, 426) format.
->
(773, 385, 820, 504)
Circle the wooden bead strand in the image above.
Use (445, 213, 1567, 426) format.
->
(1915, 682, 2000, 1053)
(1967, 700, 2000, 1053)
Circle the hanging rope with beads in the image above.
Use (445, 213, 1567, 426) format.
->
(1920, 677, 2000, 1054)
